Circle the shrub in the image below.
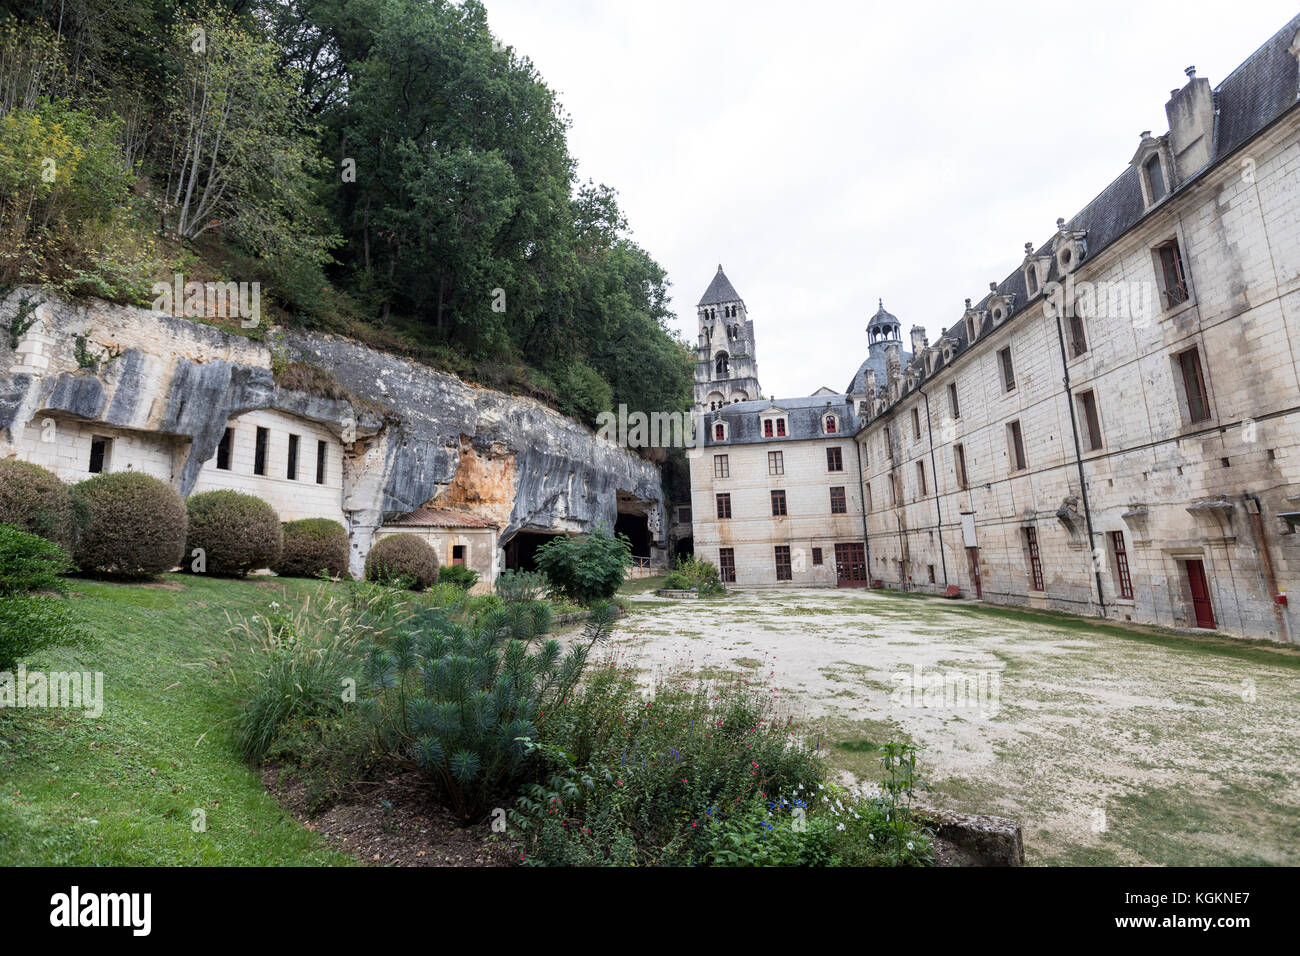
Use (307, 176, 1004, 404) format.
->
(0, 525, 84, 672)
(71, 472, 186, 579)
(494, 569, 549, 603)
(276, 518, 349, 579)
(437, 563, 478, 591)
(364, 534, 437, 591)
(0, 459, 78, 550)
(662, 571, 693, 590)
(674, 556, 724, 596)
(360, 592, 617, 823)
(185, 491, 282, 577)
(0, 523, 74, 595)
(229, 590, 377, 762)
(533, 528, 631, 604)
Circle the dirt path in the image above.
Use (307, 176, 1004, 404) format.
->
(610, 587, 1300, 865)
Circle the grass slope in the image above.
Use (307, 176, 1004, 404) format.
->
(0, 574, 355, 866)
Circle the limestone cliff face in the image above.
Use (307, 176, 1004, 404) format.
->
(0, 291, 666, 575)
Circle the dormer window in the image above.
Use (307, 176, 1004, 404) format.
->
(823, 414, 839, 434)
(713, 421, 728, 442)
(1145, 155, 1167, 203)
(1025, 266, 1039, 296)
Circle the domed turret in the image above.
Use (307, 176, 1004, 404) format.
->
(847, 299, 913, 397)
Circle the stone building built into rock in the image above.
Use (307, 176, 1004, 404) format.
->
(0, 294, 669, 585)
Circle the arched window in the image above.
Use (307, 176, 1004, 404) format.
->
(714, 423, 726, 441)
(715, 352, 730, 376)
(825, 416, 838, 434)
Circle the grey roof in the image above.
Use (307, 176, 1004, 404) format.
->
(855, 13, 1300, 426)
(704, 395, 860, 447)
(866, 299, 899, 329)
(847, 347, 912, 396)
(698, 265, 742, 306)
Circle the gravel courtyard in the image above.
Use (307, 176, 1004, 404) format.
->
(610, 586, 1300, 866)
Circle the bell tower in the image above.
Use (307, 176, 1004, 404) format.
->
(693, 264, 762, 416)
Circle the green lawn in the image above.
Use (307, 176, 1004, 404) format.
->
(0, 574, 357, 866)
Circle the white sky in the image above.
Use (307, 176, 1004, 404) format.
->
(484, 0, 1299, 399)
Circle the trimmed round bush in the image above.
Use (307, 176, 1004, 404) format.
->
(364, 534, 438, 591)
(185, 490, 282, 577)
(276, 518, 350, 579)
(71, 472, 187, 579)
(0, 459, 78, 550)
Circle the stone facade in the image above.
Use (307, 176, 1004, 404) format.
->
(855, 18, 1300, 642)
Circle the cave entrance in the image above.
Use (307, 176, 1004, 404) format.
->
(615, 511, 652, 561)
(672, 536, 694, 564)
(503, 530, 567, 572)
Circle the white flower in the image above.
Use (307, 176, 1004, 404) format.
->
(907, 841, 914, 850)
(837, 823, 845, 831)
(868, 833, 874, 841)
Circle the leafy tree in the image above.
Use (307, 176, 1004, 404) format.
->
(533, 527, 632, 605)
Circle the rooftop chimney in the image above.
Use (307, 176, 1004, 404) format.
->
(1166, 64, 1215, 182)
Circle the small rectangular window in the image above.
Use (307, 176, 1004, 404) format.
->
(768, 451, 784, 476)
(774, 546, 792, 581)
(776, 419, 787, 437)
(216, 428, 233, 471)
(1008, 420, 1027, 472)
(1025, 527, 1044, 591)
(830, 486, 847, 514)
(826, 447, 843, 472)
(1145, 155, 1167, 203)
(718, 548, 736, 583)
(911, 408, 921, 440)
(1068, 312, 1088, 357)
(254, 426, 269, 476)
(865, 483, 873, 513)
(812, 548, 823, 566)
(678, 506, 692, 523)
(1156, 239, 1189, 308)
(89, 436, 110, 474)
(287, 434, 300, 481)
(916, 461, 927, 497)
(451, 544, 466, 566)
(715, 493, 732, 520)
(948, 383, 960, 419)
(928, 564, 936, 584)
(714, 454, 730, 478)
(889, 474, 898, 506)
(955, 443, 968, 489)
(884, 426, 893, 459)
(999, 347, 1016, 392)
(1076, 390, 1103, 451)
(316, 439, 327, 484)
(763, 419, 774, 438)
(771, 490, 787, 517)
(1177, 347, 1211, 423)
(1111, 530, 1133, 600)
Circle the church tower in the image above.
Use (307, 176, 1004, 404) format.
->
(693, 265, 762, 415)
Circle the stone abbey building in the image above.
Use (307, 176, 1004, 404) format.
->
(688, 13, 1300, 642)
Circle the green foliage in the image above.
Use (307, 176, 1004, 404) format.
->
(71, 472, 186, 579)
(185, 490, 283, 577)
(494, 569, 549, 603)
(364, 534, 438, 591)
(436, 563, 478, 591)
(6, 290, 41, 348)
(0, 522, 73, 595)
(0, 523, 84, 671)
(663, 556, 724, 596)
(533, 528, 631, 605)
(0, 457, 78, 550)
(360, 591, 617, 822)
(512, 663, 823, 866)
(552, 361, 613, 427)
(276, 518, 349, 580)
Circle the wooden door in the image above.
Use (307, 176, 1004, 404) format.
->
(1185, 559, 1216, 629)
(966, 547, 982, 600)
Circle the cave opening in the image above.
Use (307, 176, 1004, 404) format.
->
(672, 535, 694, 563)
(503, 530, 567, 571)
(615, 511, 652, 559)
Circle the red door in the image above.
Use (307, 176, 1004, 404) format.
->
(835, 543, 868, 587)
(966, 547, 982, 600)
(1185, 560, 1216, 629)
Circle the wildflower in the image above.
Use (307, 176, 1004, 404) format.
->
(837, 823, 846, 831)
(907, 841, 914, 851)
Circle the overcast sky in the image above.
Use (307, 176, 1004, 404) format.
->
(484, 0, 1299, 399)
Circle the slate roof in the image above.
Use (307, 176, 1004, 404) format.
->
(698, 264, 743, 306)
(854, 14, 1300, 427)
(703, 394, 860, 448)
(385, 507, 499, 529)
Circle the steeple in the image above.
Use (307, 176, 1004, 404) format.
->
(692, 264, 762, 415)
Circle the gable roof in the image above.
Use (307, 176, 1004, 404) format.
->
(698, 264, 742, 306)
